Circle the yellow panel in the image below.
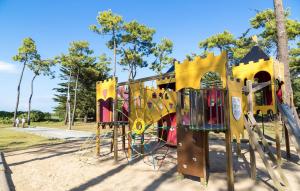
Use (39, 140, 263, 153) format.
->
(175, 51, 227, 91)
(144, 87, 177, 124)
(129, 83, 177, 131)
(232, 59, 277, 114)
(156, 76, 176, 86)
(96, 78, 116, 101)
(228, 78, 244, 143)
(129, 82, 146, 125)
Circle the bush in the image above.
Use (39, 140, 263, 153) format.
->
(0, 117, 12, 124)
(44, 112, 52, 121)
(30, 110, 45, 122)
(0, 110, 56, 123)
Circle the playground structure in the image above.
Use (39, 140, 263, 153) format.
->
(95, 46, 300, 191)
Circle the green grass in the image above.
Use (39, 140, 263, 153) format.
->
(0, 128, 63, 152)
(0, 123, 12, 128)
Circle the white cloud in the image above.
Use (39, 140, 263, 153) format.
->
(0, 60, 17, 74)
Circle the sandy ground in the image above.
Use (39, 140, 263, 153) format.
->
(3, 134, 300, 191)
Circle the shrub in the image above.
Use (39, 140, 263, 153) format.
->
(30, 110, 45, 122)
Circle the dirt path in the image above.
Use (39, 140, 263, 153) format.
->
(11, 127, 95, 140)
(4, 137, 300, 191)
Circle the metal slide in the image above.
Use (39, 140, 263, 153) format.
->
(277, 103, 300, 157)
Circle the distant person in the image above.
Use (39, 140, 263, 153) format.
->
(15, 117, 20, 127)
(21, 117, 26, 128)
(276, 79, 284, 104)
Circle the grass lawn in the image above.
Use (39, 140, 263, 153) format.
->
(0, 128, 63, 152)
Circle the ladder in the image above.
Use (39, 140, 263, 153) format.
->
(244, 113, 290, 191)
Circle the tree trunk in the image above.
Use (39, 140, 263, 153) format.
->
(273, 0, 292, 105)
(84, 115, 88, 123)
(67, 70, 72, 130)
(71, 68, 79, 125)
(13, 61, 26, 127)
(64, 102, 68, 125)
(27, 74, 37, 126)
(113, 30, 117, 77)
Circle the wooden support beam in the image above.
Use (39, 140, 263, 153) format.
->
(242, 81, 271, 94)
(224, 88, 234, 191)
(141, 133, 145, 155)
(275, 115, 282, 163)
(96, 123, 100, 156)
(176, 90, 183, 172)
(236, 142, 241, 157)
(110, 128, 114, 153)
(284, 124, 291, 159)
(113, 78, 118, 163)
(225, 130, 234, 191)
(113, 125, 118, 162)
(252, 81, 271, 93)
(246, 80, 256, 180)
(122, 125, 126, 151)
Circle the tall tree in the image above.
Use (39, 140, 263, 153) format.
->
(90, 9, 123, 77)
(53, 54, 110, 122)
(250, 9, 300, 55)
(199, 30, 235, 52)
(289, 42, 300, 75)
(76, 54, 111, 122)
(150, 38, 174, 74)
(119, 20, 155, 79)
(55, 41, 95, 129)
(12, 38, 39, 126)
(27, 58, 54, 125)
(273, 0, 293, 104)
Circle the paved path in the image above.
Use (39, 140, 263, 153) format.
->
(11, 127, 95, 140)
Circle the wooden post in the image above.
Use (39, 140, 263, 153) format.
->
(113, 77, 118, 163)
(246, 80, 256, 180)
(96, 123, 100, 156)
(205, 132, 209, 169)
(141, 133, 145, 155)
(284, 124, 291, 159)
(275, 114, 282, 163)
(122, 124, 126, 151)
(128, 83, 132, 159)
(237, 142, 241, 157)
(200, 132, 208, 185)
(225, 130, 234, 191)
(176, 90, 183, 173)
(113, 125, 118, 162)
(225, 89, 234, 191)
(96, 100, 101, 156)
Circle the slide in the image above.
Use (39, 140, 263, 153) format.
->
(277, 103, 300, 157)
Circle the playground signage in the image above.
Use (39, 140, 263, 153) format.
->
(232, 97, 242, 120)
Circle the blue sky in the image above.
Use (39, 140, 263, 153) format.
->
(0, 0, 299, 112)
